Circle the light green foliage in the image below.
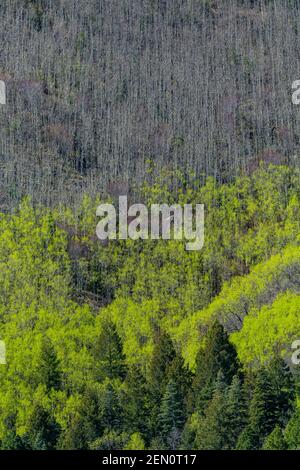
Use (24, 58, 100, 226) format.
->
(0, 165, 299, 449)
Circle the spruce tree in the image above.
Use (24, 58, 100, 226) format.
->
(36, 336, 61, 391)
(159, 379, 185, 448)
(189, 321, 239, 413)
(267, 356, 295, 427)
(223, 375, 247, 449)
(100, 383, 124, 432)
(148, 328, 176, 396)
(262, 425, 287, 450)
(248, 368, 277, 441)
(194, 372, 228, 450)
(285, 409, 300, 450)
(124, 366, 150, 437)
(94, 320, 127, 380)
(147, 328, 176, 438)
(27, 404, 60, 450)
(236, 426, 260, 450)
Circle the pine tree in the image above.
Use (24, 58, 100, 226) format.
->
(189, 321, 240, 413)
(35, 336, 61, 390)
(123, 366, 150, 436)
(267, 356, 295, 427)
(94, 320, 127, 380)
(248, 368, 277, 441)
(147, 328, 176, 438)
(100, 383, 124, 432)
(159, 379, 185, 448)
(59, 413, 87, 450)
(262, 425, 287, 450)
(148, 328, 176, 396)
(27, 404, 60, 450)
(223, 375, 247, 449)
(285, 409, 300, 450)
(167, 354, 192, 406)
(1, 428, 26, 450)
(236, 426, 260, 450)
(194, 373, 228, 450)
(248, 360, 295, 447)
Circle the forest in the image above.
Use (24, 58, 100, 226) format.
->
(0, 164, 299, 450)
(0, 0, 300, 452)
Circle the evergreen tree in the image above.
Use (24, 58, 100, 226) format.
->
(167, 354, 192, 407)
(285, 409, 300, 450)
(26, 404, 60, 450)
(248, 368, 277, 441)
(262, 425, 287, 450)
(236, 426, 260, 450)
(59, 413, 87, 450)
(94, 320, 127, 380)
(0, 424, 26, 450)
(148, 328, 176, 396)
(223, 375, 247, 449)
(194, 373, 228, 450)
(147, 328, 176, 438)
(99, 383, 124, 432)
(159, 379, 185, 448)
(35, 337, 61, 391)
(248, 360, 295, 447)
(189, 321, 239, 413)
(266, 356, 295, 427)
(123, 366, 150, 436)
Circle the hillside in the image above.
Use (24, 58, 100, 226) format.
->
(0, 0, 300, 209)
(0, 0, 300, 453)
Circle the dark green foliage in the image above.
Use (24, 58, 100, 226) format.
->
(236, 426, 260, 450)
(194, 378, 228, 450)
(99, 383, 124, 432)
(263, 426, 287, 450)
(26, 404, 60, 450)
(93, 320, 127, 380)
(189, 321, 240, 412)
(159, 380, 185, 447)
(248, 359, 295, 446)
(285, 409, 300, 450)
(123, 366, 150, 437)
(148, 329, 176, 396)
(35, 337, 61, 391)
(0, 166, 299, 451)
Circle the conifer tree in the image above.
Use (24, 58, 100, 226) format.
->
(94, 320, 127, 380)
(27, 404, 60, 450)
(236, 426, 260, 450)
(285, 409, 300, 450)
(159, 379, 185, 448)
(123, 366, 150, 436)
(248, 368, 277, 441)
(194, 372, 228, 450)
(266, 356, 295, 427)
(100, 383, 124, 432)
(147, 328, 176, 438)
(148, 328, 176, 396)
(223, 375, 247, 449)
(35, 337, 61, 391)
(262, 425, 287, 450)
(189, 321, 239, 413)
